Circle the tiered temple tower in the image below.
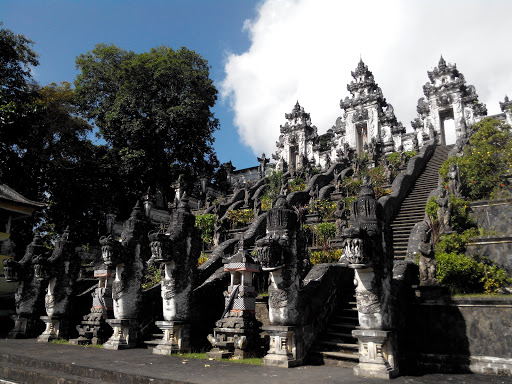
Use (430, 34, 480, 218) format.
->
(412, 56, 487, 146)
(334, 59, 405, 157)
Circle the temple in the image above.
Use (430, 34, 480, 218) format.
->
(2, 56, 512, 381)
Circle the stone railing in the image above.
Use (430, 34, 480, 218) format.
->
(378, 142, 436, 224)
(286, 163, 352, 208)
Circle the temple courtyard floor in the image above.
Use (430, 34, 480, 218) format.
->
(0, 339, 512, 384)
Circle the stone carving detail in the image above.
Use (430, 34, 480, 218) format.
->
(3, 232, 48, 338)
(255, 196, 307, 326)
(32, 228, 80, 342)
(417, 221, 439, 286)
(102, 201, 150, 350)
(437, 188, 452, 234)
(149, 195, 201, 355)
(448, 163, 462, 198)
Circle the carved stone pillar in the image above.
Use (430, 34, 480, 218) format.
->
(343, 178, 398, 378)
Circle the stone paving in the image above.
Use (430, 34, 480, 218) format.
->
(1, 339, 512, 384)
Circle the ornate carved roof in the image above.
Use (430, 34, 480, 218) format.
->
(280, 101, 316, 137)
(341, 59, 385, 110)
(423, 56, 487, 116)
(0, 182, 45, 210)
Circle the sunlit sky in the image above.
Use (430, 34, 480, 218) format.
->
(3, 0, 512, 171)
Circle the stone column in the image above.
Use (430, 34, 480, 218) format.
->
(343, 178, 398, 379)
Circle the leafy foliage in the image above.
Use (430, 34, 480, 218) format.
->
(439, 118, 512, 201)
(260, 170, 282, 210)
(307, 199, 337, 219)
(142, 263, 162, 290)
(289, 177, 306, 192)
(436, 251, 511, 294)
(309, 249, 343, 265)
(74, 43, 220, 207)
(195, 214, 216, 246)
(227, 209, 254, 228)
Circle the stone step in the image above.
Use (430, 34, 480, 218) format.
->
(324, 331, 356, 340)
(315, 340, 359, 350)
(0, 361, 107, 384)
(309, 350, 359, 362)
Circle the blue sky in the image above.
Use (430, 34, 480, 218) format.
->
(1, 0, 260, 169)
(3, 0, 512, 172)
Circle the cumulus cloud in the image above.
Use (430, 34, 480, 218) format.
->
(221, 0, 512, 157)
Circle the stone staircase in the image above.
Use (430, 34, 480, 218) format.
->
(391, 145, 453, 260)
(308, 294, 359, 367)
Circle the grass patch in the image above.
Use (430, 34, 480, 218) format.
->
(178, 352, 262, 365)
(50, 339, 69, 345)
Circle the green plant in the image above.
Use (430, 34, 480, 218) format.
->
(341, 177, 362, 197)
(436, 228, 478, 254)
(195, 213, 216, 246)
(309, 249, 343, 265)
(439, 118, 512, 201)
(227, 209, 254, 228)
(142, 262, 162, 290)
(289, 177, 306, 192)
(425, 196, 439, 221)
(436, 251, 511, 294)
(197, 252, 208, 266)
(260, 170, 283, 209)
(308, 199, 337, 219)
(315, 222, 336, 250)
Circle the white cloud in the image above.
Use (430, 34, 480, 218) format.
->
(221, 0, 512, 157)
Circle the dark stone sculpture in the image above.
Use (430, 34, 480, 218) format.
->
(3, 233, 47, 338)
(417, 221, 439, 286)
(32, 228, 80, 342)
(254, 196, 309, 367)
(148, 195, 201, 354)
(437, 189, 452, 233)
(448, 163, 462, 198)
(257, 153, 270, 179)
(101, 201, 151, 350)
(334, 200, 348, 238)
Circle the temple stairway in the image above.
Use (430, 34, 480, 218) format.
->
(390, 145, 453, 260)
(308, 294, 359, 367)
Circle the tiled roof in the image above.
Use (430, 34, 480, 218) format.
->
(0, 183, 45, 209)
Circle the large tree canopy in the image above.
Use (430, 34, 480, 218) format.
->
(74, 44, 220, 198)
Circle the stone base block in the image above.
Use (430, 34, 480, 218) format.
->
(352, 329, 398, 379)
(7, 315, 43, 339)
(68, 336, 91, 346)
(152, 321, 190, 355)
(206, 349, 233, 360)
(103, 319, 137, 350)
(261, 325, 303, 368)
(37, 316, 69, 342)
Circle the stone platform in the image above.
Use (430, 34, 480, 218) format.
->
(1, 339, 512, 384)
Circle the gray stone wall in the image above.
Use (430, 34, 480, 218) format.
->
(406, 294, 512, 375)
(467, 200, 512, 274)
(470, 200, 512, 235)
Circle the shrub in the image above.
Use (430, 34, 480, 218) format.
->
(310, 249, 343, 265)
(197, 252, 208, 266)
(308, 199, 337, 219)
(436, 228, 478, 254)
(439, 118, 512, 201)
(289, 177, 306, 192)
(227, 209, 254, 228)
(315, 222, 336, 250)
(195, 213, 216, 246)
(341, 177, 362, 197)
(142, 262, 162, 290)
(436, 251, 511, 294)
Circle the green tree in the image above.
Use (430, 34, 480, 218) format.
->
(74, 44, 220, 204)
(440, 118, 512, 201)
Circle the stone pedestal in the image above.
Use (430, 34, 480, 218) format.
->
(262, 325, 303, 368)
(352, 329, 398, 379)
(37, 316, 69, 342)
(103, 319, 137, 350)
(206, 325, 260, 360)
(7, 315, 43, 339)
(152, 321, 190, 355)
